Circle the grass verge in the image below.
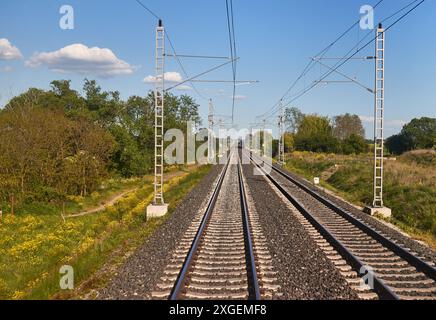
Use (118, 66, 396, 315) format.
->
(0, 165, 212, 299)
(282, 151, 436, 249)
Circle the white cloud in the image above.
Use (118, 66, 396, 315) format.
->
(359, 115, 374, 123)
(0, 66, 13, 72)
(26, 43, 135, 77)
(143, 71, 183, 84)
(232, 94, 247, 100)
(0, 39, 22, 60)
(386, 119, 407, 127)
(175, 85, 192, 91)
(359, 115, 407, 127)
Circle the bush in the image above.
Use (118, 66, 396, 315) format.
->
(386, 134, 410, 155)
(295, 134, 340, 153)
(386, 117, 436, 155)
(294, 115, 340, 153)
(341, 134, 368, 155)
(399, 150, 436, 167)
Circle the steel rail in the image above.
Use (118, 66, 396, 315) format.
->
(169, 155, 231, 300)
(253, 153, 436, 283)
(237, 159, 261, 300)
(247, 152, 398, 300)
(169, 152, 261, 300)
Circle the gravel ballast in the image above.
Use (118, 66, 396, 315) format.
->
(98, 165, 223, 300)
(97, 155, 431, 301)
(278, 165, 436, 264)
(242, 162, 359, 300)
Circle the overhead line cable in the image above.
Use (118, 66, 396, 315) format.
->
(134, 0, 211, 101)
(226, 0, 238, 124)
(166, 32, 209, 100)
(260, 0, 423, 121)
(278, 0, 425, 111)
(165, 58, 240, 92)
(380, 0, 421, 23)
(311, 58, 374, 93)
(319, 0, 422, 81)
(256, 0, 384, 120)
(134, 0, 160, 20)
(230, 0, 237, 124)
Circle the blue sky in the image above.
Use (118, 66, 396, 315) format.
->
(1, 0, 435, 138)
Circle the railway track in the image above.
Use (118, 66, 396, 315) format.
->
(246, 150, 436, 300)
(152, 152, 280, 300)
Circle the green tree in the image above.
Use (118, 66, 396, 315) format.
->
(401, 117, 436, 150)
(294, 115, 339, 153)
(83, 79, 121, 128)
(332, 113, 365, 140)
(341, 134, 368, 155)
(110, 125, 150, 177)
(49, 80, 89, 118)
(5, 88, 51, 111)
(2, 78, 203, 186)
(283, 132, 294, 152)
(64, 118, 115, 196)
(0, 104, 115, 202)
(386, 117, 436, 155)
(285, 107, 304, 134)
(5, 81, 88, 118)
(178, 95, 201, 126)
(386, 134, 410, 155)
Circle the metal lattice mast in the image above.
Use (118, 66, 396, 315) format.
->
(278, 100, 285, 164)
(373, 23, 385, 208)
(154, 20, 165, 205)
(208, 99, 215, 163)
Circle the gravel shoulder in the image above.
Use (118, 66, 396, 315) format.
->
(97, 165, 222, 300)
(242, 161, 359, 300)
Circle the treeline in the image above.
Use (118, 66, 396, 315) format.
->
(283, 109, 368, 155)
(0, 79, 201, 203)
(386, 117, 436, 155)
(281, 108, 435, 157)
